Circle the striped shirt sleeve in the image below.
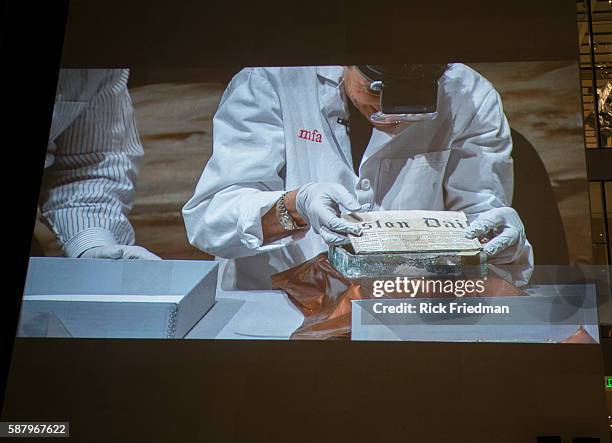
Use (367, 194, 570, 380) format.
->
(39, 69, 144, 257)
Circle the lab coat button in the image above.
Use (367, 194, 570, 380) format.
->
(360, 179, 371, 191)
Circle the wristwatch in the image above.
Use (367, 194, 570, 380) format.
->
(276, 192, 300, 231)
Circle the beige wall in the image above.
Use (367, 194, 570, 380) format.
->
(128, 83, 225, 259)
(473, 61, 590, 265)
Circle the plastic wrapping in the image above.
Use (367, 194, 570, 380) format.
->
(271, 253, 361, 339)
(272, 253, 526, 340)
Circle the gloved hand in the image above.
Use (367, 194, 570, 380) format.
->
(295, 182, 363, 245)
(80, 245, 161, 260)
(465, 207, 526, 264)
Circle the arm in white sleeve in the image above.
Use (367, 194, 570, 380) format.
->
(39, 69, 143, 258)
(183, 68, 291, 259)
(443, 87, 534, 283)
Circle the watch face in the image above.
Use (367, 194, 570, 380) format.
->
(280, 215, 296, 231)
(277, 196, 297, 231)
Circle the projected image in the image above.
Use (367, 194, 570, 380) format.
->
(22, 62, 599, 342)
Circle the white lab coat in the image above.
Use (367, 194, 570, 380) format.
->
(183, 64, 534, 289)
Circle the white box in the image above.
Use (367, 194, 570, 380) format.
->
(20, 257, 218, 338)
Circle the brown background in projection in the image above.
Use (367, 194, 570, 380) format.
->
(33, 61, 590, 265)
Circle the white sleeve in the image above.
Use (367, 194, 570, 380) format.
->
(444, 87, 534, 280)
(39, 69, 143, 257)
(183, 68, 293, 259)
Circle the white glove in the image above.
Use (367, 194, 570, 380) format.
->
(80, 245, 161, 260)
(295, 183, 363, 245)
(465, 207, 526, 264)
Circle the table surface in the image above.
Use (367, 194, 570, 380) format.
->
(186, 289, 304, 340)
(185, 284, 600, 341)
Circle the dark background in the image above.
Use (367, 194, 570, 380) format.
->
(60, 0, 579, 67)
(3, 0, 609, 441)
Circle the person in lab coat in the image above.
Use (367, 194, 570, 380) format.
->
(183, 64, 533, 289)
(37, 69, 159, 260)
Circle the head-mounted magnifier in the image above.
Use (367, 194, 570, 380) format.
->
(356, 64, 448, 124)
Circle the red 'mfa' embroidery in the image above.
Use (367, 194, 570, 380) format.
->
(298, 128, 323, 143)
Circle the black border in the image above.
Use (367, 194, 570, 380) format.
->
(1, 0, 69, 406)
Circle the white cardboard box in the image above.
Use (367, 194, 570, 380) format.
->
(20, 257, 218, 338)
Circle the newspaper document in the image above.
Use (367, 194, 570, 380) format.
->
(345, 210, 482, 254)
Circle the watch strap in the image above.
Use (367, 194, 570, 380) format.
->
(276, 192, 299, 231)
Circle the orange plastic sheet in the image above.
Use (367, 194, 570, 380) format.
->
(271, 253, 526, 340)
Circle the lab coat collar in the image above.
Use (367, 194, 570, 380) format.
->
(316, 66, 344, 85)
(316, 65, 405, 170)
(317, 66, 352, 168)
